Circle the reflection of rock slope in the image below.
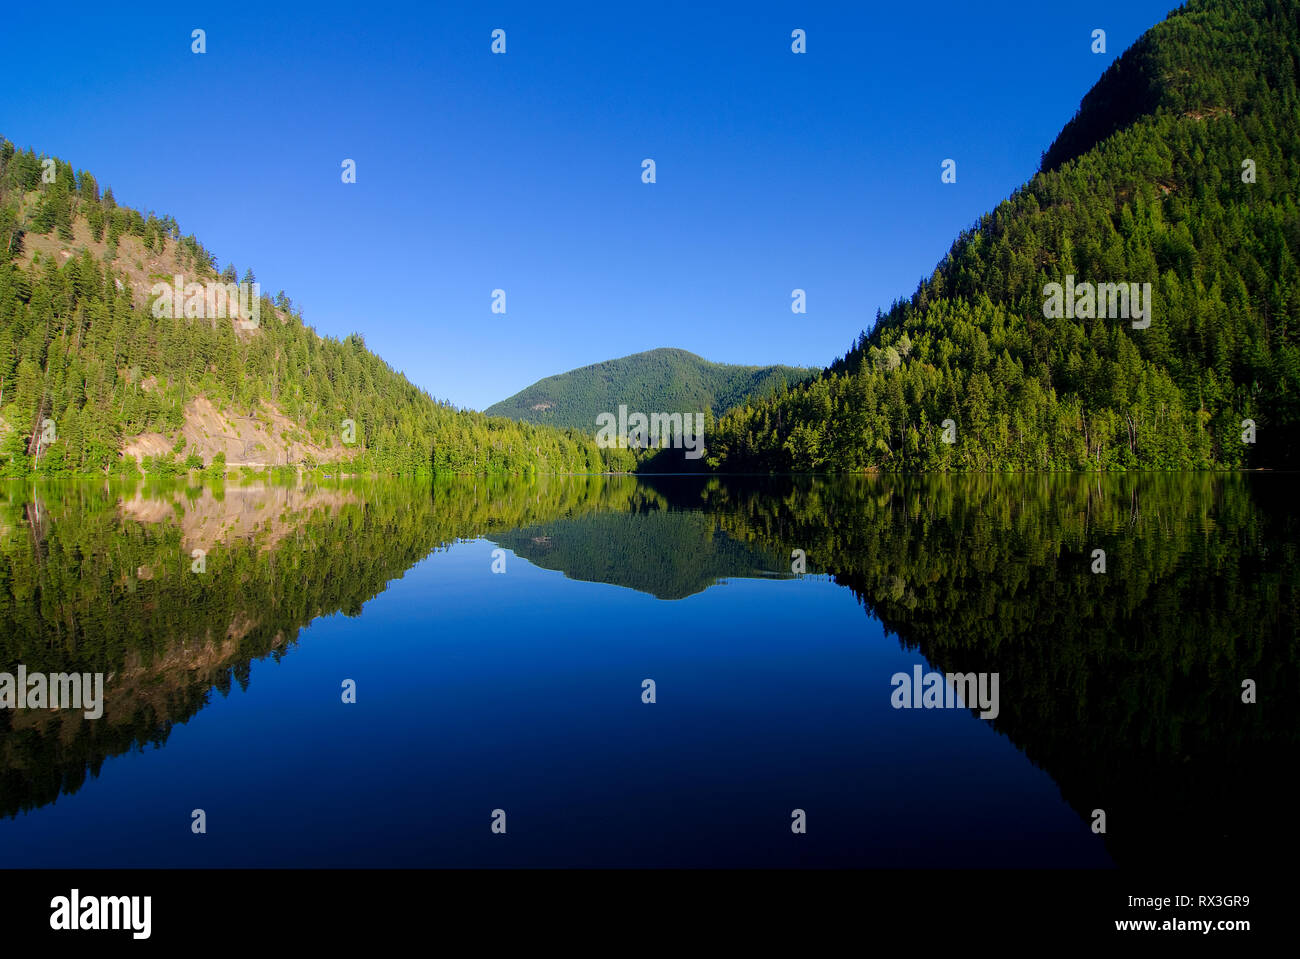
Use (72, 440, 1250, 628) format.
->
(119, 483, 356, 552)
(493, 509, 796, 599)
(0, 480, 422, 817)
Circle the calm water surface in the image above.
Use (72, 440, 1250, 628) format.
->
(0, 473, 1294, 867)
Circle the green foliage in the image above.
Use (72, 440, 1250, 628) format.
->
(0, 430, 28, 476)
(710, 0, 1300, 472)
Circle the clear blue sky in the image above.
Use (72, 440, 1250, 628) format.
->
(0, 0, 1177, 411)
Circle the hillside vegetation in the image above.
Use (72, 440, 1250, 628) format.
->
(708, 0, 1300, 472)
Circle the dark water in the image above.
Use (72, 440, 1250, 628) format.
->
(0, 473, 1295, 868)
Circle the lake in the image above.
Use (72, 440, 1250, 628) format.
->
(0, 472, 1295, 868)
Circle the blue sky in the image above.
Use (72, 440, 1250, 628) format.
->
(0, 0, 1177, 411)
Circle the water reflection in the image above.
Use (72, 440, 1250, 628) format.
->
(0, 472, 1294, 867)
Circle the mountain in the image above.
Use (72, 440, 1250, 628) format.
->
(0, 140, 635, 476)
(485, 348, 815, 431)
(708, 0, 1300, 472)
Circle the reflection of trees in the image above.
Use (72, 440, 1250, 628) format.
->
(2, 473, 1294, 868)
(697, 472, 1300, 868)
(0, 474, 638, 817)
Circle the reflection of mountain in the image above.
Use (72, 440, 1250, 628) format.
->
(495, 472, 1298, 866)
(700, 472, 1300, 869)
(0, 474, 641, 818)
(2, 472, 1295, 871)
(494, 509, 794, 599)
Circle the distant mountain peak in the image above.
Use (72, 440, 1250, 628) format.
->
(485, 348, 816, 431)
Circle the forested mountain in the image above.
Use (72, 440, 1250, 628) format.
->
(0, 142, 633, 476)
(486, 348, 814, 431)
(708, 0, 1300, 472)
